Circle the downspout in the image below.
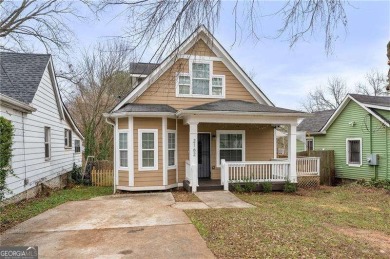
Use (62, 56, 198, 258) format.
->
(369, 115, 378, 180)
(105, 117, 116, 194)
(22, 113, 27, 196)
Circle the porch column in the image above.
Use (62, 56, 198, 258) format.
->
(189, 122, 198, 192)
(288, 124, 297, 183)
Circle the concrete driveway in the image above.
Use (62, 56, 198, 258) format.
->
(0, 193, 215, 258)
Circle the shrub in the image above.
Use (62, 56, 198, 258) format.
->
(0, 116, 14, 201)
(262, 182, 272, 193)
(70, 163, 84, 185)
(284, 180, 297, 193)
(358, 178, 390, 190)
(232, 178, 256, 193)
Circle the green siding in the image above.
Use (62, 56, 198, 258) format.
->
(313, 101, 389, 180)
(297, 139, 305, 152)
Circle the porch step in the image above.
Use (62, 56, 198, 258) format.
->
(197, 185, 224, 191)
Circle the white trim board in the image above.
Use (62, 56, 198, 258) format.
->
(321, 94, 390, 132)
(138, 129, 159, 171)
(112, 26, 273, 111)
(345, 137, 363, 167)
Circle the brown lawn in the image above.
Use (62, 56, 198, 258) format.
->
(186, 185, 390, 258)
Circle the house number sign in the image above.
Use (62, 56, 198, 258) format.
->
(193, 139, 196, 157)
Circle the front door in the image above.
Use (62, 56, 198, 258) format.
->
(198, 133, 211, 179)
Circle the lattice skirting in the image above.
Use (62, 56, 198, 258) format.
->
(298, 176, 320, 188)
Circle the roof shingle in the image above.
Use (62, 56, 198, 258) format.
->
(297, 109, 335, 133)
(114, 103, 177, 113)
(184, 99, 304, 113)
(129, 62, 159, 75)
(350, 94, 389, 108)
(0, 52, 50, 104)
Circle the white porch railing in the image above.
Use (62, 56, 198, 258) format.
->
(296, 157, 320, 176)
(221, 160, 290, 191)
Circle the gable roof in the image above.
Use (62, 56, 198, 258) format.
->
(349, 94, 390, 108)
(183, 100, 303, 114)
(112, 25, 274, 112)
(129, 62, 160, 75)
(297, 109, 335, 134)
(1, 52, 84, 139)
(0, 52, 51, 104)
(321, 94, 390, 132)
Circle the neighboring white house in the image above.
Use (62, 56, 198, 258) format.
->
(0, 52, 83, 201)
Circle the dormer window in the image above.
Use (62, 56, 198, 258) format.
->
(176, 59, 225, 98)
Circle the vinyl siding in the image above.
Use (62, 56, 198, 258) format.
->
(313, 101, 389, 180)
(118, 118, 128, 129)
(185, 39, 217, 57)
(133, 41, 257, 110)
(1, 66, 82, 199)
(297, 139, 305, 152)
(118, 170, 128, 186)
(133, 117, 163, 186)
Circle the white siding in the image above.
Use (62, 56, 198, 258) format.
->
(0, 66, 82, 199)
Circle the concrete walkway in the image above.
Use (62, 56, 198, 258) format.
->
(1, 193, 215, 259)
(172, 191, 255, 210)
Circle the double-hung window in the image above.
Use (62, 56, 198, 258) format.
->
(306, 138, 314, 151)
(167, 130, 176, 168)
(346, 138, 362, 166)
(139, 129, 158, 170)
(75, 140, 81, 153)
(119, 132, 128, 168)
(65, 129, 72, 148)
(177, 60, 225, 98)
(44, 127, 51, 160)
(217, 130, 245, 166)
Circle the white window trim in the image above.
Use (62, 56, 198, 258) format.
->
(118, 130, 129, 170)
(216, 130, 245, 167)
(167, 129, 177, 170)
(64, 128, 72, 149)
(305, 137, 314, 151)
(74, 139, 81, 153)
(176, 59, 225, 98)
(346, 137, 362, 167)
(138, 129, 159, 171)
(44, 127, 51, 161)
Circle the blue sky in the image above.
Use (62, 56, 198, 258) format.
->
(68, 1, 389, 109)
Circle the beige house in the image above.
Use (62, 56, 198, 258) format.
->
(104, 26, 309, 192)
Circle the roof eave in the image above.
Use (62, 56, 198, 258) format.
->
(177, 110, 310, 117)
(0, 94, 36, 113)
(104, 112, 176, 118)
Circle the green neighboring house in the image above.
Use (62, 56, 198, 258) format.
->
(297, 94, 390, 181)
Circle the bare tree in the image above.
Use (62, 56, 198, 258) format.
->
(0, 0, 87, 53)
(97, 0, 349, 60)
(302, 77, 347, 112)
(355, 70, 388, 96)
(64, 41, 135, 159)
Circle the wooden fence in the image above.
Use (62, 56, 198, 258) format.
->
(90, 161, 114, 187)
(297, 150, 335, 185)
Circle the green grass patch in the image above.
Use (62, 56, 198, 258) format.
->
(186, 185, 390, 258)
(1, 186, 112, 232)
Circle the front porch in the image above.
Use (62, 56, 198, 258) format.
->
(184, 157, 320, 192)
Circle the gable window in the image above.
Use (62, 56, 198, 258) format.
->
(75, 140, 81, 153)
(168, 130, 176, 168)
(217, 130, 245, 166)
(44, 127, 51, 160)
(138, 129, 158, 170)
(306, 138, 314, 151)
(119, 132, 128, 168)
(176, 60, 225, 98)
(346, 138, 362, 166)
(65, 129, 72, 148)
